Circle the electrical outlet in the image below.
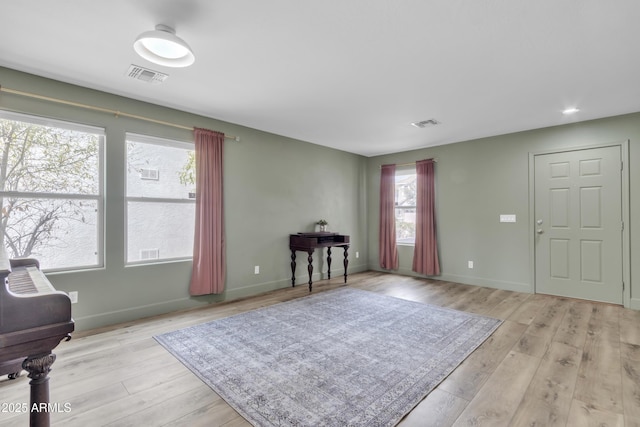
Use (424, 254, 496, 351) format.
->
(254, 265, 260, 275)
(468, 261, 474, 269)
(68, 291, 78, 304)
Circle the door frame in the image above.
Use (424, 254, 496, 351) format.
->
(528, 140, 630, 307)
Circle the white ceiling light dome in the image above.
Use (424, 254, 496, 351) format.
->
(133, 24, 195, 68)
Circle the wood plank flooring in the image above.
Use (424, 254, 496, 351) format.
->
(1, 271, 638, 426)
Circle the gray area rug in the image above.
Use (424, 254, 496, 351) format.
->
(155, 287, 502, 426)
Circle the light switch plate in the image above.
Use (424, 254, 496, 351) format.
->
(500, 214, 516, 223)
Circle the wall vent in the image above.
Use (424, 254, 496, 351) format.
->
(126, 65, 168, 84)
(411, 119, 441, 128)
(140, 168, 159, 180)
(140, 249, 160, 260)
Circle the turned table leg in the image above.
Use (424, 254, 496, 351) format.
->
(290, 250, 296, 286)
(22, 352, 57, 427)
(343, 245, 349, 283)
(307, 249, 314, 291)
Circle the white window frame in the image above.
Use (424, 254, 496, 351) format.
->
(125, 133, 195, 265)
(0, 110, 105, 272)
(395, 166, 417, 245)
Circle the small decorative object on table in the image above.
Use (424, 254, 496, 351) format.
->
(316, 219, 328, 232)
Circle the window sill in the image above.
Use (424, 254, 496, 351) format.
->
(125, 257, 193, 268)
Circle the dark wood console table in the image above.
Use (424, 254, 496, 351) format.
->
(289, 232, 350, 291)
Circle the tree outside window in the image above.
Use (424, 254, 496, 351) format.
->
(0, 111, 103, 270)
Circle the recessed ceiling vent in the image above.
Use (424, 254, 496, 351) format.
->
(126, 65, 168, 84)
(411, 119, 441, 128)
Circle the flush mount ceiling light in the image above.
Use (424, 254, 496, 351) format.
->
(133, 24, 195, 68)
(562, 107, 580, 115)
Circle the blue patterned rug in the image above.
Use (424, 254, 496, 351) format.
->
(155, 287, 501, 426)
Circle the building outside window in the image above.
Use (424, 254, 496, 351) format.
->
(125, 133, 195, 264)
(395, 167, 416, 244)
(0, 110, 104, 271)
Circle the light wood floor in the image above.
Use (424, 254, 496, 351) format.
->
(1, 271, 639, 426)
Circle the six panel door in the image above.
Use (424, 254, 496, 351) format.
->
(534, 146, 623, 304)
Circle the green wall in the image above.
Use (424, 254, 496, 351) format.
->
(3, 65, 639, 332)
(367, 113, 640, 309)
(0, 67, 368, 330)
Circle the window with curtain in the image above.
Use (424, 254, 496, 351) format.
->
(125, 133, 195, 264)
(379, 164, 399, 270)
(395, 166, 417, 245)
(189, 128, 225, 295)
(0, 110, 104, 271)
(412, 159, 440, 275)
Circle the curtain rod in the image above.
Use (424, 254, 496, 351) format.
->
(0, 85, 240, 142)
(381, 159, 438, 168)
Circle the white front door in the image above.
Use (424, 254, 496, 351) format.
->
(534, 146, 623, 304)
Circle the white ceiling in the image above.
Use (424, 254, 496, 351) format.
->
(1, 1, 639, 157)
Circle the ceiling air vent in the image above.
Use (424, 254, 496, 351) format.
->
(126, 65, 168, 84)
(411, 119, 441, 128)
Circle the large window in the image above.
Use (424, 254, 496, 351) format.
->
(126, 134, 195, 264)
(0, 110, 104, 271)
(395, 167, 416, 244)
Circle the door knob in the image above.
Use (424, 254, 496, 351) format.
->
(537, 229, 544, 234)
(536, 219, 543, 225)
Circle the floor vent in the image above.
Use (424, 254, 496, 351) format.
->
(126, 65, 168, 84)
